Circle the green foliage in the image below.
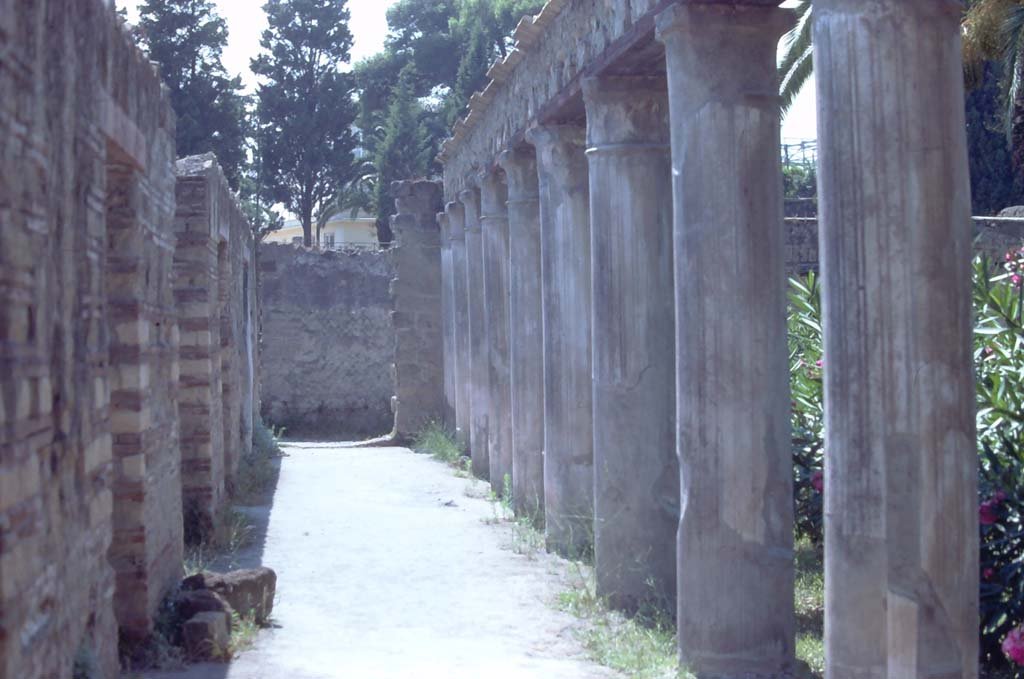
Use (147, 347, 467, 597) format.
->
(372, 62, 433, 242)
(252, 0, 359, 246)
(557, 564, 682, 679)
(778, 0, 812, 115)
(236, 419, 284, 504)
(974, 252, 1024, 669)
(138, 0, 247, 188)
(412, 422, 465, 465)
(788, 273, 824, 545)
(354, 0, 546, 226)
(782, 165, 817, 202)
(968, 62, 1023, 214)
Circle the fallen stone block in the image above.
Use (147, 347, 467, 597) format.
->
(182, 611, 230, 661)
(176, 588, 234, 633)
(183, 567, 277, 623)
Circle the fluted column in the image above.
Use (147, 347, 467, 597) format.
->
(480, 168, 513, 497)
(814, 2, 978, 677)
(657, 4, 795, 675)
(583, 75, 677, 616)
(525, 125, 593, 558)
(497, 146, 544, 522)
(447, 202, 472, 449)
(460, 184, 490, 479)
(438, 211, 456, 430)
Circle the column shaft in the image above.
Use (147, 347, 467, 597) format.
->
(526, 125, 594, 558)
(481, 169, 513, 497)
(814, 2, 978, 677)
(657, 4, 795, 675)
(498, 147, 545, 522)
(583, 75, 677, 616)
(438, 211, 456, 430)
(447, 202, 472, 449)
(461, 186, 490, 479)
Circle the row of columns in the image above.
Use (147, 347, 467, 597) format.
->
(436, 1, 977, 676)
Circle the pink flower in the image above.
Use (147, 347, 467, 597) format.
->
(1003, 627, 1024, 666)
(1008, 252, 1015, 262)
(815, 359, 823, 369)
(984, 567, 996, 581)
(1013, 274, 1022, 287)
(985, 346, 995, 356)
(810, 470, 824, 493)
(980, 500, 1000, 525)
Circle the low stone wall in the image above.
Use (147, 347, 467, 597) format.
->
(260, 244, 395, 439)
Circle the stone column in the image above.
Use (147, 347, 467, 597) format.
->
(497, 146, 545, 522)
(657, 4, 795, 675)
(390, 180, 444, 441)
(813, 2, 978, 677)
(447, 202, 472, 449)
(460, 184, 491, 479)
(480, 168, 513, 497)
(525, 125, 593, 558)
(438, 210, 456, 430)
(582, 75, 677, 616)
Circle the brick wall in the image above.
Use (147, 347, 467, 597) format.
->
(0, 1, 178, 674)
(174, 154, 257, 532)
(0, 6, 260, 674)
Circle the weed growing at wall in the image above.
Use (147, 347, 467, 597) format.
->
(557, 563, 682, 679)
(236, 418, 284, 504)
(184, 508, 255, 576)
(412, 422, 466, 466)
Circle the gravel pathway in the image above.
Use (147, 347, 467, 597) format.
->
(140, 444, 618, 679)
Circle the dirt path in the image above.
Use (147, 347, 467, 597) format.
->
(143, 444, 618, 679)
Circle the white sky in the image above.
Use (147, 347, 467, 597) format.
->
(117, 0, 818, 138)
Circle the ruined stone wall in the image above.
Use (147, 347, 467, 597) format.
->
(174, 154, 258, 527)
(0, 1, 178, 674)
(260, 244, 395, 439)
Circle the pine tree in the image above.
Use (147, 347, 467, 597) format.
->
(252, 0, 359, 247)
(138, 0, 247, 188)
(448, 16, 492, 125)
(374, 62, 430, 244)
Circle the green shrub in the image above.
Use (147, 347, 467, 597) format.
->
(788, 273, 824, 545)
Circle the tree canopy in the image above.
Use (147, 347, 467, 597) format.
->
(353, 0, 545, 236)
(252, 0, 360, 247)
(138, 0, 247, 188)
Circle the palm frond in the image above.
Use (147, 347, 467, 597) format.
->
(779, 0, 813, 115)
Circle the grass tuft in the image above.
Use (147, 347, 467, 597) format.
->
(184, 507, 255, 576)
(794, 538, 824, 677)
(558, 564, 683, 679)
(413, 422, 466, 466)
(235, 419, 284, 504)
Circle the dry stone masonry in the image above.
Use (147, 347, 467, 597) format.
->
(0, 4, 259, 676)
(431, 0, 981, 676)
